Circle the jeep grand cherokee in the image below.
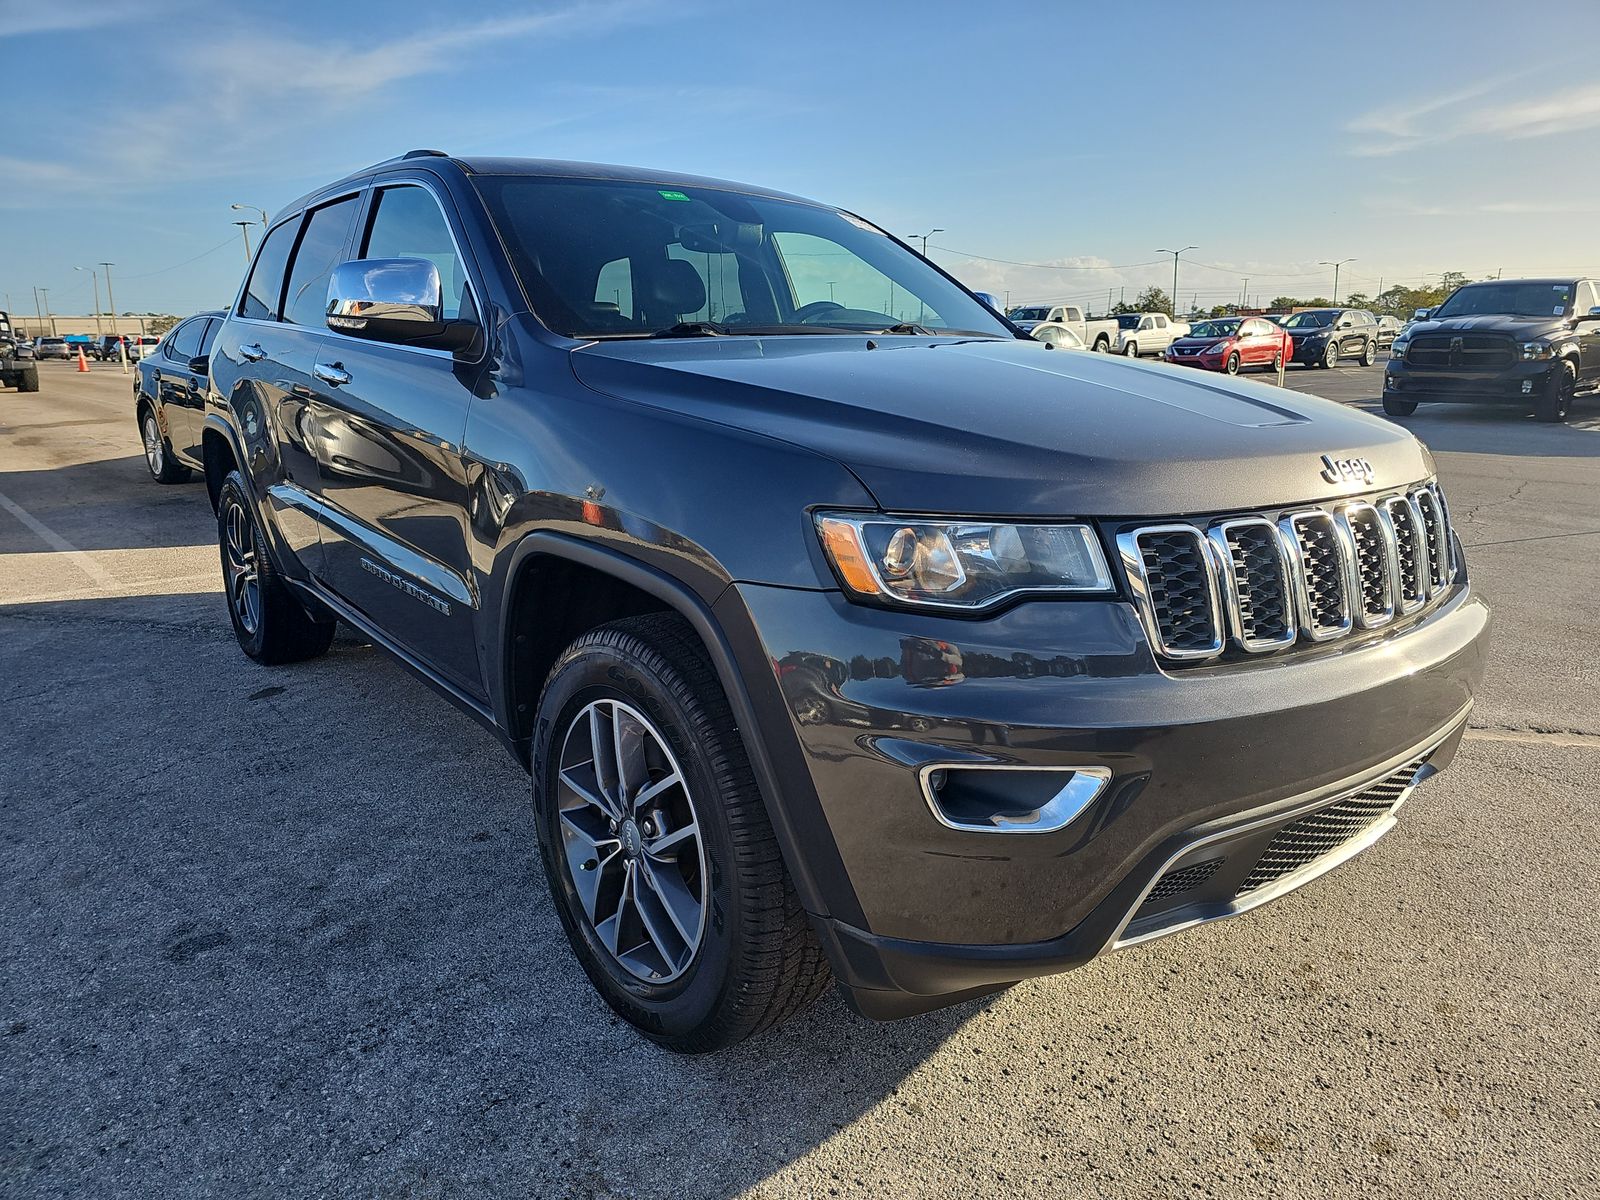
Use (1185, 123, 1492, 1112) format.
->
(197, 151, 1490, 1051)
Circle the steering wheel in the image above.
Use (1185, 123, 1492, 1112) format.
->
(792, 300, 847, 324)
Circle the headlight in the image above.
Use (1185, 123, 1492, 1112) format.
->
(1390, 338, 1409, 358)
(1205, 341, 1231, 355)
(1521, 341, 1555, 360)
(815, 513, 1114, 609)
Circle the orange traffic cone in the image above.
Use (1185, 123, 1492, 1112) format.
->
(76, 347, 90, 372)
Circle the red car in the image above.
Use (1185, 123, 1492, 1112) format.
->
(1165, 316, 1291, 375)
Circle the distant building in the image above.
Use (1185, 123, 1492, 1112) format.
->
(12, 314, 164, 338)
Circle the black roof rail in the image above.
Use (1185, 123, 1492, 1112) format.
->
(403, 148, 448, 159)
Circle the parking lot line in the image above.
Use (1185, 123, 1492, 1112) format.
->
(0, 488, 117, 588)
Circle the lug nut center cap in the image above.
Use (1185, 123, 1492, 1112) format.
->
(619, 818, 643, 859)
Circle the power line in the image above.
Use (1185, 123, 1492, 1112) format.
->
(929, 245, 1166, 271)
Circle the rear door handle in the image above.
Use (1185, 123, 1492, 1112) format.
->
(313, 362, 351, 387)
(239, 343, 266, 362)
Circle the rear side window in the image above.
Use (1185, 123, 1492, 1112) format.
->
(165, 318, 205, 361)
(283, 196, 360, 328)
(239, 219, 297, 321)
(197, 318, 220, 356)
(361, 186, 473, 320)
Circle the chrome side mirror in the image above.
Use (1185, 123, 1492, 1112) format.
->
(1413, 307, 1432, 321)
(326, 258, 476, 351)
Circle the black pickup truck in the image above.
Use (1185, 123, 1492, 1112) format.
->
(0, 310, 40, 392)
(1384, 278, 1600, 422)
(195, 151, 1490, 1051)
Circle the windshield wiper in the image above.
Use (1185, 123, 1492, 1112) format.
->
(871, 322, 933, 335)
(650, 321, 728, 338)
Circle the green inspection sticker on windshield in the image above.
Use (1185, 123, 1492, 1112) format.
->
(658, 190, 691, 202)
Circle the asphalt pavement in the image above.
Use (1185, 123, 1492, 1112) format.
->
(2, 357, 1597, 1199)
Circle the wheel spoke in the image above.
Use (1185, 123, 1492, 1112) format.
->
(643, 817, 697, 858)
(631, 770, 682, 813)
(559, 763, 621, 823)
(611, 704, 649, 809)
(636, 858, 701, 952)
(632, 865, 687, 971)
(592, 864, 632, 956)
(588, 704, 622, 811)
(561, 810, 622, 923)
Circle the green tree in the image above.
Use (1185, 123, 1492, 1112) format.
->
(1134, 286, 1171, 314)
(148, 314, 180, 335)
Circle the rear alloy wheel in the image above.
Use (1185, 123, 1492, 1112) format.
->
(534, 614, 830, 1052)
(1270, 351, 1283, 374)
(1224, 352, 1241, 375)
(1093, 336, 1110, 352)
(1534, 359, 1576, 423)
(217, 470, 336, 664)
(141, 409, 191, 483)
(1359, 338, 1376, 367)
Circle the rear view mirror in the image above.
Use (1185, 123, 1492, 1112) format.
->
(327, 258, 477, 352)
(677, 221, 763, 254)
(1413, 308, 1432, 320)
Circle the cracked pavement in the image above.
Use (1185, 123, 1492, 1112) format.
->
(3, 359, 1597, 1199)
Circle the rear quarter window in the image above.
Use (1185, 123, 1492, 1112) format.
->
(239, 218, 298, 321)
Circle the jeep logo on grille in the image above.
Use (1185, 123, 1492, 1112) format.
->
(1319, 454, 1374, 486)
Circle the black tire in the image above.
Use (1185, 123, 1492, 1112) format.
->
(1092, 336, 1109, 353)
(17, 368, 39, 393)
(1122, 340, 1138, 357)
(139, 407, 191, 484)
(1534, 360, 1575, 423)
(1224, 352, 1240, 375)
(1383, 396, 1417, 417)
(216, 470, 336, 664)
(533, 613, 830, 1052)
(1358, 338, 1376, 367)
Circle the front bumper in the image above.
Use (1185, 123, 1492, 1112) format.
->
(728, 568, 1490, 1016)
(1166, 350, 1227, 371)
(1384, 355, 1557, 404)
(1289, 338, 1330, 363)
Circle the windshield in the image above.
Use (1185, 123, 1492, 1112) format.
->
(472, 176, 1011, 340)
(1115, 314, 1141, 329)
(1432, 282, 1576, 319)
(1188, 319, 1240, 338)
(1009, 307, 1050, 321)
(1284, 311, 1333, 329)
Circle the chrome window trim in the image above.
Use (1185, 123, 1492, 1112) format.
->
(1102, 707, 1469, 953)
(1334, 500, 1396, 629)
(1205, 517, 1297, 653)
(1117, 524, 1224, 660)
(1278, 509, 1353, 641)
(917, 763, 1114, 835)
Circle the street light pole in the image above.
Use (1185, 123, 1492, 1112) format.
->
(74, 267, 104, 337)
(907, 228, 944, 257)
(1319, 258, 1355, 306)
(234, 221, 255, 261)
(99, 263, 118, 339)
(1156, 246, 1196, 317)
(40, 287, 52, 336)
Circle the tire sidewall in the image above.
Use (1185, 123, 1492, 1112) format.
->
(217, 473, 266, 657)
(532, 639, 743, 1042)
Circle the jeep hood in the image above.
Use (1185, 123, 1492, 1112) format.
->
(570, 336, 1432, 516)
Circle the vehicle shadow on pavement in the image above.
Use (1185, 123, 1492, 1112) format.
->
(0, 455, 215, 555)
(1372, 405, 1600, 457)
(1, 592, 994, 1199)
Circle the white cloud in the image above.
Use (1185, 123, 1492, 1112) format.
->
(1346, 67, 1598, 155)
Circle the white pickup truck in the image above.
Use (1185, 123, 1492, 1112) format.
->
(1112, 312, 1190, 358)
(1006, 303, 1121, 352)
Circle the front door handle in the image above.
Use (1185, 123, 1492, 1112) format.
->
(313, 361, 351, 387)
(239, 342, 266, 362)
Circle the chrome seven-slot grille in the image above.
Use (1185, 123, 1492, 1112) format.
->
(1117, 482, 1456, 662)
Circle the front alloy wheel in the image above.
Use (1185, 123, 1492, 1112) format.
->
(1225, 352, 1240, 375)
(555, 699, 706, 983)
(1122, 340, 1138, 357)
(1535, 359, 1576, 423)
(1322, 339, 1338, 368)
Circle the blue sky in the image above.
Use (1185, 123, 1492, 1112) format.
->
(4, 0, 1598, 319)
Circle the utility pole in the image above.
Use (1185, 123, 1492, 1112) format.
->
(33, 286, 44, 336)
(1319, 258, 1354, 306)
(234, 221, 255, 262)
(100, 263, 118, 338)
(1106, 287, 1113, 313)
(1157, 246, 1196, 317)
(74, 267, 104, 337)
(1242, 278, 1249, 308)
(826, 281, 836, 301)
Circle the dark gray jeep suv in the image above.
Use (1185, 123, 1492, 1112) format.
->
(198, 151, 1489, 1051)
